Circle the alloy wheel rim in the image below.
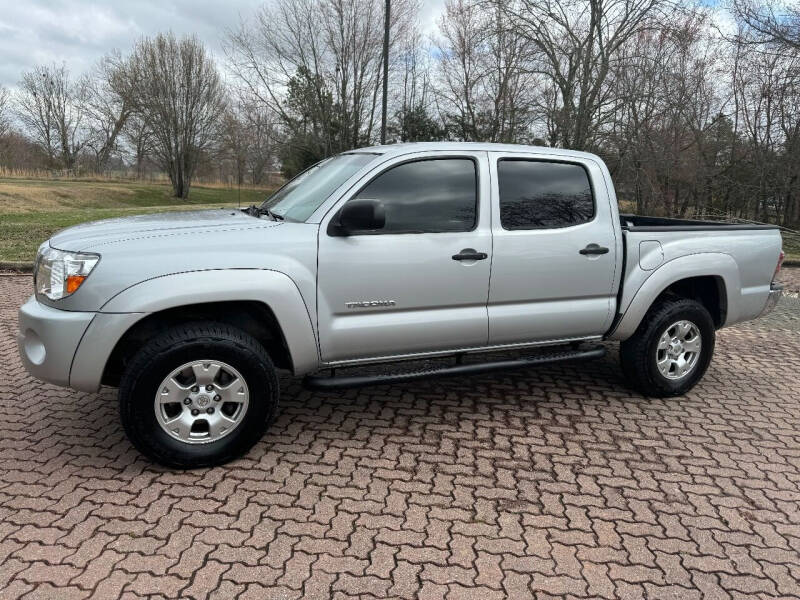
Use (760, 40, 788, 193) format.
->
(154, 360, 249, 444)
(656, 320, 702, 380)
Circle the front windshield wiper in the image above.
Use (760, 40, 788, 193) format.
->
(264, 208, 284, 221)
(242, 204, 284, 221)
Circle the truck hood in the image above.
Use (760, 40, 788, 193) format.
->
(49, 209, 278, 252)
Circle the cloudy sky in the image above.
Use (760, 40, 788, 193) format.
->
(0, 0, 448, 88)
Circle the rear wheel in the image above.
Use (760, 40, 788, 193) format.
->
(119, 322, 279, 468)
(620, 298, 715, 397)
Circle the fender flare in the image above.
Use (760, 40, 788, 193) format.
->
(608, 253, 740, 341)
(69, 269, 319, 392)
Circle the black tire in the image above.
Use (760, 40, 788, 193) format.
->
(620, 297, 715, 397)
(119, 322, 279, 468)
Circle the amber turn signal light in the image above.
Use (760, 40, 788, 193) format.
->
(65, 275, 87, 294)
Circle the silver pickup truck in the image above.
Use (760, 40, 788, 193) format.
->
(18, 143, 784, 467)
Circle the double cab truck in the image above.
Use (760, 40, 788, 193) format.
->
(18, 143, 784, 467)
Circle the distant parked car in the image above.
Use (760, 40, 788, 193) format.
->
(19, 143, 784, 467)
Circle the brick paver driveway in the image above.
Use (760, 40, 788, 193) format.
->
(1, 271, 799, 600)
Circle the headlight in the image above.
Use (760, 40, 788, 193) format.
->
(35, 246, 100, 300)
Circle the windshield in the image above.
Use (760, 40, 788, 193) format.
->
(263, 153, 378, 221)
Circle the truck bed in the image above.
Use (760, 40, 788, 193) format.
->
(612, 214, 783, 340)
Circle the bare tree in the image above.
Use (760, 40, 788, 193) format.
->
(596, 5, 800, 226)
(435, 0, 535, 142)
(390, 32, 448, 141)
(605, 22, 680, 213)
(733, 0, 800, 50)
(730, 26, 800, 223)
(434, 0, 485, 140)
(122, 113, 155, 179)
(225, 0, 416, 173)
(84, 52, 135, 172)
(605, 11, 736, 217)
(242, 102, 280, 184)
(16, 64, 90, 169)
(0, 85, 10, 139)
(496, 0, 665, 150)
(127, 33, 226, 198)
(219, 108, 249, 186)
(219, 100, 281, 185)
(397, 32, 433, 115)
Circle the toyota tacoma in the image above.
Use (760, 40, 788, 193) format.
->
(18, 143, 784, 467)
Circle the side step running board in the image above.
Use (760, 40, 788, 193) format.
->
(303, 346, 606, 390)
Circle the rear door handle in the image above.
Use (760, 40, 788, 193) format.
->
(452, 249, 488, 261)
(579, 244, 609, 256)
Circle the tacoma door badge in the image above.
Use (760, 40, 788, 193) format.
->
(345, 300, 397, 309)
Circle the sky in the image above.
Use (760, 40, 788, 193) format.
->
(0, 0, 447, 89)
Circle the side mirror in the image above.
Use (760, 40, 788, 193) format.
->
(330, 198, 386, 236)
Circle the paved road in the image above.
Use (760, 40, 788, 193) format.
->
(1, 272, 799, 599)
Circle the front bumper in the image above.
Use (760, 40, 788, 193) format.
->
(17, 295, 96, 388)
(759, 283, 783, 317)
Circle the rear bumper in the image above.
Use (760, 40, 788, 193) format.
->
(759, 283, 783, 317)
(17, 295, 95, 388)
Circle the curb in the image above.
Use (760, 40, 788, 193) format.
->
(0, 262, 34, 273)
(783, 259, 800, 268)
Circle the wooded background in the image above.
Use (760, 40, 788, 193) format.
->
(0, 0, 798, 228)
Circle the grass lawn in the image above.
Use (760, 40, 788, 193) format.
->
(782, 233, 800, 264)
(0, 178, 273, 263)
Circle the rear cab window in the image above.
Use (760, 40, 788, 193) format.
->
(497, 159, 594, 229)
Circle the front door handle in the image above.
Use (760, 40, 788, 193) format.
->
(579, 244, 609, 256)
(452, 249, 488, 261)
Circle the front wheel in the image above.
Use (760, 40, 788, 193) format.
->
(119, 322, 279, 468)
(620, 298, 715, 397)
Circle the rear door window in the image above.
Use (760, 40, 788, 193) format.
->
(497, 160, 594, 229)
